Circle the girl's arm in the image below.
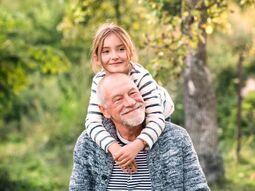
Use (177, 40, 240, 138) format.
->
(86, 74, 138, 173)
(113, 65, 172, 167)
(85, 75, 116, 152)
(133, 66, 166, 149)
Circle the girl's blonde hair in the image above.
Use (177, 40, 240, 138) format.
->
(91, 23, 138, 73)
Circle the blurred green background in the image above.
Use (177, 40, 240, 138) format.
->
(0, 0, 254, 190)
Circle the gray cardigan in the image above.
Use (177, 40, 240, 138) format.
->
(69, 121, 210, 191)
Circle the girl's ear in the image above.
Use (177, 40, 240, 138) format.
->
(93, 54, 101, 66)
(98, 105, 111, 119)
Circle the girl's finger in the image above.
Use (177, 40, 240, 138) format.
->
(117, 159, 132, 168)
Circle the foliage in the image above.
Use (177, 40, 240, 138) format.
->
(58, 0, 154, 49)
(0, 2, 71, 115)
(143, 0, 228, 82)
(242, 91, 255, 135)
(212, 136, 255, 190)
(209, 3, 255, 141)
(0, 61, 89, 190)
(0, 2, 84, 189)
(0, 0, 255, 190)
(215, 65, 255, 140)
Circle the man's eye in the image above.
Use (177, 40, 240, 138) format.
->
(114, 98, 122, 103)
(130, 92, 137, 96)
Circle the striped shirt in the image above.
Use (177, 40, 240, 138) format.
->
(85, 62, 174, 151)
(107, 132, 152, 191)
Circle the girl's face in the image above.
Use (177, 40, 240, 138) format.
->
(97, 33, 131, 74)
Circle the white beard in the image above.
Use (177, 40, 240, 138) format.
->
(121, 109, 145, 128)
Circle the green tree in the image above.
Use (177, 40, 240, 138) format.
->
(145, 0, 228, 183)
(0, 2, 70, 116)
(58, 0, 155, 50)
(218, 2, 255, 161)
(145, 0, 255, 184)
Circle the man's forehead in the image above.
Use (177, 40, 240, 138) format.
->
(104, 74, 132, 87)
(104, 77, 136, 97)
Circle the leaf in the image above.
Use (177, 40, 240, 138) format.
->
(206, 25, 213, 34)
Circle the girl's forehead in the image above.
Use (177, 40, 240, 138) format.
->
(99, 33, 127, 51)
(106, 32, 126, 42)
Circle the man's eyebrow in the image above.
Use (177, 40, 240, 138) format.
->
(112, 94, 122, 99)
(129, 87, 138, 92)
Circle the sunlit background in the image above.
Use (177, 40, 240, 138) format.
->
(0, 0, 254, 190)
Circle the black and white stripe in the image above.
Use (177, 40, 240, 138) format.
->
(107, 148, 152, 190)
(85, 63, 174, 151)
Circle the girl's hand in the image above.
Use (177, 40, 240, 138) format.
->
(114, 139, 145, 172)
(108, 141, 122, 157)
(120, 161, 137, 174)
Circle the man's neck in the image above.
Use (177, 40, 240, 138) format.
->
(115, 124, 143, 142)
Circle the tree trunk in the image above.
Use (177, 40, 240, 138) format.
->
(113, 0, 121, 25)
(236, 52, 244, 161)
(183, 0, 224, 184)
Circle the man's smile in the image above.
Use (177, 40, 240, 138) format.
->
(120, 103, 143, 115)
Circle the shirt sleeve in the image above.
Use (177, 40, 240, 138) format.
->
(158, 86, 175, 118)
(85, 75, 116, 152)
(132, 65, 166, 149)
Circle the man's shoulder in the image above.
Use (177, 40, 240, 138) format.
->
(164, 122, 188, 137)
(159, 122, 189, 146)
(76, 130, 89, 143)
(74, 121, 116, 154)
(74, 130, 97, 154)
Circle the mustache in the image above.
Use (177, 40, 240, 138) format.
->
(120, 102, 144, 115)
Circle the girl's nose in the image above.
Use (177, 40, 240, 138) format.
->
(111, 51, 119, 60)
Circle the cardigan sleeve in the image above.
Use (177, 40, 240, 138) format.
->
(182, 129, 210, 191)
(69, 152, 87, 191)
(69, 133, 95, 191)
(69, 130, 114, 191)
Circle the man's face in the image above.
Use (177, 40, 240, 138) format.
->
(101, 75, 145, 128)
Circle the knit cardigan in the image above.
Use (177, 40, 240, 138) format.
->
(69, 120, 210, 191)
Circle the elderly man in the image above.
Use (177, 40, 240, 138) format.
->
(69, 73, 210, 191)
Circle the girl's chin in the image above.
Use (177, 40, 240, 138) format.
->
(108, 67, 129, 74)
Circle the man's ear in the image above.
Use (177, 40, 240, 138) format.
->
(98, 105, 111, 119)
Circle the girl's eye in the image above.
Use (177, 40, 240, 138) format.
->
(102, 50, 109, 54)
(119, 47, 125, 51)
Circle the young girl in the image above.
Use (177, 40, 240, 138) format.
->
(85, 23, 174, 172)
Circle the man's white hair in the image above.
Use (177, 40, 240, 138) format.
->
(97, 78, 106, 106)
(97, 73, 133, 106)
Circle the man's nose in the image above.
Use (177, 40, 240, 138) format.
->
(123, 95, 136, 106)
